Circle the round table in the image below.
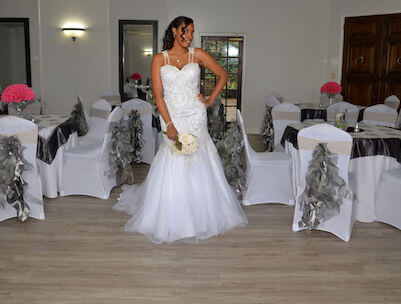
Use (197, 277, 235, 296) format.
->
(296, 103, 365, 122)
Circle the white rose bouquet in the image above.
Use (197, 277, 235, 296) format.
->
(163, 132, 198, 156)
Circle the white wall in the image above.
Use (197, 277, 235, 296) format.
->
(162, 0, 331, 132)
(327, 0, 401, 85)
(0, 0, 41, 96)
(3, 0, 400, 132)
(39, 0, 110, 114)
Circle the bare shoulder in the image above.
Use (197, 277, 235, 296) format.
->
(152, 52, 164, 65)
(193, 47, 208, 58)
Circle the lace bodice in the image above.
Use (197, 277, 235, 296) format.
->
(160, 48, 207, 140)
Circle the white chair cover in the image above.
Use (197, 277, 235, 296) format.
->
(267, 91, 283, 103)
(78, 99, 111, 145)
(395, 110, 401, 129)
(100, 90, 121, 106)
(362, 104, 398, 127)
(266, 95, 281, 108)
(8, 100, 41, 114)
(272, 102, 301, 151)
(375, 168, 401, 230)
(292, 123, 356, 242)
(237, 110, 294, 206)
(122, 98, 155, 164)
(0, 116, 45, 222)
(327, 101, 359, 123)
(60, 107, 123, 199)
(384, 95, 400, 112)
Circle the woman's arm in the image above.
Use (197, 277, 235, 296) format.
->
(196, 48, 228, 106)
(151, 53, 178, 140)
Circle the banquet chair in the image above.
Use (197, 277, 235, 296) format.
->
(292, 123, 357, 242)
(60, 107, 123, 199)
(266, 95, 281, 108)
(8, 100, 41, 115)
(375, 168, 401, 230)
(78, 99, 112, 146)
(0, 116, 45, 222)
(395, 110, 401, 129)
(237, 110, 294, 206)
(384, 95, 400, 112)
(266, 91, 283, 103)
(100, 90, 121, 106)
(361, 104, 398, 128)
(272, 102, 301, 151)
(122, 98, 156, 164)
(326, 101, 359, 123)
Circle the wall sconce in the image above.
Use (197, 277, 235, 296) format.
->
(62, 27, 85, 42)
(144, 49, 153, 56)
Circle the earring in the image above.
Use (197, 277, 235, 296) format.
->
(173, 34, 176, 38)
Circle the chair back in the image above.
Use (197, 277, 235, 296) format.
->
(297, 123, 352, 188)
(294, 123, 354, 241)
(100, 107, 123, 158)
(266, 95, 281, 108)
(362, 104, 398, 127)
(327, 101, 359, 122)
(395, 110, 401, 129)
(0, 116, 43, 218)
(237, 110, 256, 167)
(100, 90, 121, 105)
(77, 95, 89, 122)
(272, 102, 301, 149)
(384, 95, 400, 112)
(267, 91, 283, 103)
(122, 98, 155, 163)
(85, 99, 112, 141)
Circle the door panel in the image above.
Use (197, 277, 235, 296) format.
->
(342, 16, 383, 106)
(381, 14, 401, 106)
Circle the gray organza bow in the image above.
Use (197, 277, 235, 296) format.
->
(298, 143, 352, 230)
(216, 123, 246, 195)
(107, 110, 143, 185)
(260, 105, 274, 151)
(0, 135, 32, 222)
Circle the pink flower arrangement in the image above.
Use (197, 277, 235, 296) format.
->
(320, 81, 342, 95)
(130, 72, 143, 80)
(1, 84, 36, 104)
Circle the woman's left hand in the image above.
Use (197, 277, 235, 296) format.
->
(198, 93, 209, 106)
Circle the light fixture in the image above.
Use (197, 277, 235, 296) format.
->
(144, 49, 153, 56)
(62, 26, 85, 42)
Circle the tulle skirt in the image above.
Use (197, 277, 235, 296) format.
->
(113, 138, 248, 244)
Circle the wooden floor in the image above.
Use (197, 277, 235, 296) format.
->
(1, 135, 400, 303)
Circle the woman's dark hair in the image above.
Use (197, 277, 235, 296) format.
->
(162, 16, 193, 50)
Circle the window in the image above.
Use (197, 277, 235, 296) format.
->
(201, 36, 244, 122)
(0, 18, 31, 90)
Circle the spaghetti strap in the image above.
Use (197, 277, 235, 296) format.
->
(162, 50, 170, 65)
(188, 47, 194, 63)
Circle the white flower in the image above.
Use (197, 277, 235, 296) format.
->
(170, 133, 198, 156)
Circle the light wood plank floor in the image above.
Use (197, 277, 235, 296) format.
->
(1, 135, 400, 304)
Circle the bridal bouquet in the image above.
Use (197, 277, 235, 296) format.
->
(165, 133, 198, 156)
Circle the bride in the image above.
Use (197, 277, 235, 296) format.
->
(113, 16, 248, 244)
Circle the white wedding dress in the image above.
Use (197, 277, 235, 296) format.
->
(113, 47, 248, 244)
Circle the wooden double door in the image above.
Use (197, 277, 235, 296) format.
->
(341, 13, 401, 107)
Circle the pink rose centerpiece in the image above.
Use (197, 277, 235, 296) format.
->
(130, 72, 143, 85)
(320, 81, 342, 104)
(1, 84, 36, 113)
